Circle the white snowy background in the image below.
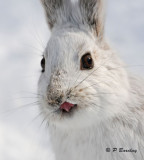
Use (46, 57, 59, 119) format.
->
(0, 0, 144, 160)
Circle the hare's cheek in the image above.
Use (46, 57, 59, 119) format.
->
(70, 90, 99, 109)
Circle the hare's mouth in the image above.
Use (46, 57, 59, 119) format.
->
(60, 102, 77, 113)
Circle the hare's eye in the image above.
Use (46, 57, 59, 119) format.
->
(41, 57, 45, 72)
(80, 53, 94, 70)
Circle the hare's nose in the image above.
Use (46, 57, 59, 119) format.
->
(60, 102, 77, 112)
(56, 97, 62, 104)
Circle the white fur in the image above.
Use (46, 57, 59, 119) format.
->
(38, 0, 144, 159)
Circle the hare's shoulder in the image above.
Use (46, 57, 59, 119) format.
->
(110, 74, 144, 139)
(129, 75, 144, 107)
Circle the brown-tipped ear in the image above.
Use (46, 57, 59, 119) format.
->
(40, 0, 69, 30)
(79, 0, 105, 41)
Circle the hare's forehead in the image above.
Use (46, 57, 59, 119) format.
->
(46, 32, 96, 57)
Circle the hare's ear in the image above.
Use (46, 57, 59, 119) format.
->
(79, 0, 105, 41)
(40, 0, 69, 30)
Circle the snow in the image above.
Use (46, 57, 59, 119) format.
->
(0, 0, 144, 159)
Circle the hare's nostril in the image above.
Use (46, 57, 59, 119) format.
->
(56, 97, 62, 104)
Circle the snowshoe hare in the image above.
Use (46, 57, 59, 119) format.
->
(38, 0, 144, 159)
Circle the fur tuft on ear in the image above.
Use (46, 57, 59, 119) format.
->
(40, 0, 70, 30)
(79, 0, 105, 41)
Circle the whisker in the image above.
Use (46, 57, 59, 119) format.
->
(74, 55, 113, 89)
(27, 111, 43, 127)
(39, 108, 60, 128)
(31, 24, 45, 49)
(78, 64, 144, 91)
(22, 43, 43, 54)
(67, 70, 79, 91)
(0, 101, 40, 116)
(39, 115, 47, 128)
(45, 121, 50, 130)
(72, 71, 83, 88)
(79, 82, 101, 90)
(21, 74, 40, 78)
(19, 91, 43, 97)
(109, 65, 144, 71)
(66, 70, 81, 96)
(15, 97, 39, 100)
(19, 101, 40, 108)
(88, 92, 117, 96)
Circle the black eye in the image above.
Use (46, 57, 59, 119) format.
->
(80, 53, 94, 70)
(41, 57, 45, 72)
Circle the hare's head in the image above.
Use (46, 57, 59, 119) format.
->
(38, 0, 129, 129)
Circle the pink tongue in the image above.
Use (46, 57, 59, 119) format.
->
(60, 102, 75, 112)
